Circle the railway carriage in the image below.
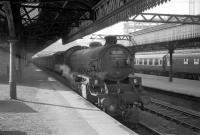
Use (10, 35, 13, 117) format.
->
(166, 53, 200, 79)
(35, 55, 55, 70)
(54, 51, 65, 74)
(134, 52, 200, 80)
(134, 54, 166, 75)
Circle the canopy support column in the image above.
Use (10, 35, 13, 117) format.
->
(168, 45, 174, 82)
(4, 1, 17, 99)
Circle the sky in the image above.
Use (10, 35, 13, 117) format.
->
(34, 0, 200, 57)
(150, 0, 200, 15)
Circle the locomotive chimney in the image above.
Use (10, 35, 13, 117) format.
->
(89, 42, 102, 48)
(105, 36, 117, 46)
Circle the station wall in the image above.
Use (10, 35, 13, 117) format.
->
(0, 49, 9, 82)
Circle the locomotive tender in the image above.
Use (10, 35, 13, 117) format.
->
(33, 36, 150, 125)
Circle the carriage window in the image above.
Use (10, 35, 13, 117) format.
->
(139, 59, 142, 65)
(142, 59, 145, 65)
(167, 59, 170, 66)
(137, 59, 139, 65)
(149, 59, 153, 65)
(184, 58, 188, 64)
(144, 59, 147, 65)
(154, 59, 158, 66)
(194, 58, 199, 65)
(147, 59, 149, 65)
(152, 59, 155, 66)
(159, 59, 162, 65)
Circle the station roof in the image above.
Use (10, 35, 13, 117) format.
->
(0, 0, 100, 52)
(2, 0, 194, 53)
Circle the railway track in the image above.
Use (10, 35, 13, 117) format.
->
(143, 98, 200, 133)
(138, 122, 164, 135)
(40, 68, 200, 134)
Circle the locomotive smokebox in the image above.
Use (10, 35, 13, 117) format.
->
(105, 36, 117, 45)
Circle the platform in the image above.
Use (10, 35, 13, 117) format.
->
(0, 64, 136, 135)
(135, 73, 200, 98)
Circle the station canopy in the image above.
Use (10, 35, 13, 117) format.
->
(0, 0, 100, 52)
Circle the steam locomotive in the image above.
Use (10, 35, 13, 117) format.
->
(33, 36, 150, 125)
(134, 52, 200, 80)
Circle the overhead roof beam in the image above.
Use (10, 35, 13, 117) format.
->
(22, 13, 39, 26)
(23, 17, 29, 25)
(22, 21, 79, 31)
(0, 9, 5, 17)
(46, 1, 69, 34)
(90, 34, 132, 41)
(129, 13, 200, 25)
(18, 4, 89, 12)
(129, 38, 200, 52)
(22, 18, 91, 21)
(26, 31, 65, 39)
(63, 0, 171, 44)
(22, 7, 32, 24)
(54, 0, 69, 20)
(21, 7, 35, 17)
(12, 1, 67, 4)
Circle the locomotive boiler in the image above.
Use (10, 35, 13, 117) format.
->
(33, 36, 150, 126)
(66, 40, 133, 81)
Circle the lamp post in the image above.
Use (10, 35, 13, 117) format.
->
(8, 38, 18, 99)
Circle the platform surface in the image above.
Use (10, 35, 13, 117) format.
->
(0, 64, 136, 135)
(135, 73, 200, 97)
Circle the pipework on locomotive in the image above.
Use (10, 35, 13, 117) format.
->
(33, 35, 150, 126)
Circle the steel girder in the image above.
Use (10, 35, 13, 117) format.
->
(129, 13, 200, 25)
(90, 34, 132, 40)
(63, 0, 171, 44)
(18, 5, 90, 12)
(128, 37, 200, 52)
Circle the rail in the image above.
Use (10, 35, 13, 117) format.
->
(143, 98, 200, 133)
